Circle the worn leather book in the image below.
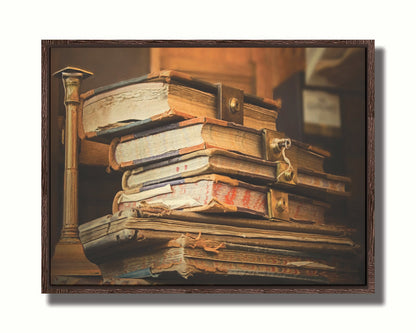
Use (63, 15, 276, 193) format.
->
(97, 237, 337, 284)
(79, 210, 358, 258)
(132, 207, 353, 235)
(78, 209, 352, 245)
(79, 70, 281, 143)
(109, 117, 266, 170)
(113, 174, 269, 218)
(112, 174, 332, 224)
(117, 146, 351, 200)
(121, 148, 276, 191)
(109, 116, 329, 171)
(78, 211, 359, 284)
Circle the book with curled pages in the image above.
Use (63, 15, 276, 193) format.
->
(121, 148, 278, 190)
(108, 116, 350, 199)
(113, 174, 270, 218)
(78, 209, 361, 285)
(108, 117, 328, 171)
(117, 148, 351, 202)
(79, 70, 281, 143)
(112, 174, 333, 224)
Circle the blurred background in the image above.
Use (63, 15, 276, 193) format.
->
(50, 46, 366, 272)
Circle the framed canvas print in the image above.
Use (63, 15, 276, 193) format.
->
(41, 40, 374, 293)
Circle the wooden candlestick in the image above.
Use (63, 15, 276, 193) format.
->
(51, 67, 101, 283)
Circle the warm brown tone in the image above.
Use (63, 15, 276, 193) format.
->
(42, 40, 374, 294)
(150, 47, 305, 98)
(78, 208, 359, 285)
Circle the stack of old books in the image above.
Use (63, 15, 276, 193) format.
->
(77, 71, 360, 285)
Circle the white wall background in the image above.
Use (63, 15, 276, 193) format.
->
(0, 1, 410, 332)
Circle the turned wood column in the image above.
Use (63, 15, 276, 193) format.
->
(51, 67, 101, 282)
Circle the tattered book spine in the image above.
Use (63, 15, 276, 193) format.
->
(78, 209, 139, 246)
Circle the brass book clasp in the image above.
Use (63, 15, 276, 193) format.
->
(216, 83, 244, 124)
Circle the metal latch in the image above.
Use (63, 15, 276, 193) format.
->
(261, 129, 297, 184)
(216, 83, 244, 124)
(276, 161, 297, 185)
(261, 129, 289, 161)
(267, 189, 290, 220)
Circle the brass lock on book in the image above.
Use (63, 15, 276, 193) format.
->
(267, 189, 290, 220)
(216, 83, 244, 124)
(261, 128, 291, 161)
(261, 129, 297, 185)
(276, 161, 297, 185)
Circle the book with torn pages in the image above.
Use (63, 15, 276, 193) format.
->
(113, 174, 269, 218)
(78, 210, 360, 285)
